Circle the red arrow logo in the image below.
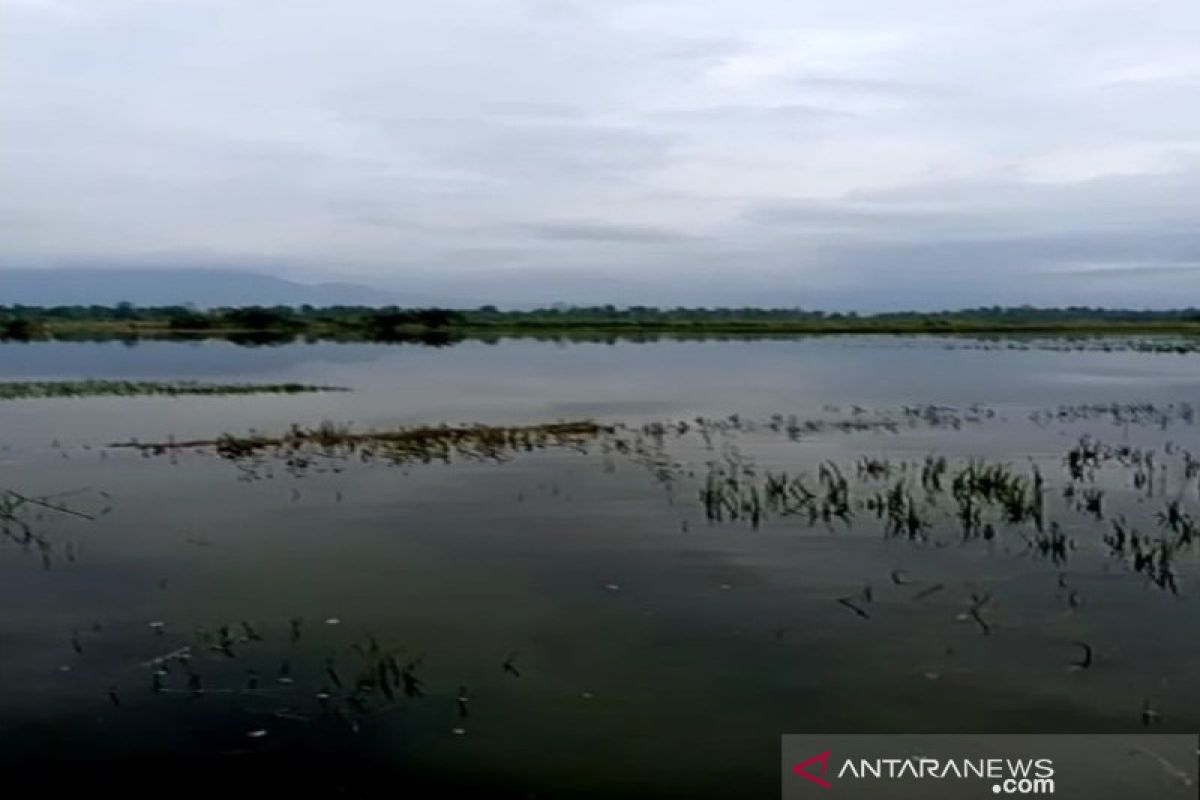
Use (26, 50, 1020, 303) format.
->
(792, 751, 832, 789)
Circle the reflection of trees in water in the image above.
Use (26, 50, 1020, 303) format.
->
(11, 327, 1200, 354)
(0, 339, 387, 380)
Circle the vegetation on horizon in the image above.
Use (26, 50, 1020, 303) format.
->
(4, 302, 1200, 342)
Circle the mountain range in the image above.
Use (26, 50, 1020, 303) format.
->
(1, 269, 468, 308)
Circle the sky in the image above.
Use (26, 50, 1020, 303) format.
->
(3, 0, 1200, 308)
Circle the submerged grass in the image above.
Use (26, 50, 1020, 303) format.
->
(27, 399, 1200, 743)
(101, 403, 1200, 593)
(0, 380, 349, 401)
(1, 489, 100, 569)
(113, 420, 615, 468)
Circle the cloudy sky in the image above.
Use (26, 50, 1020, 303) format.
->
(3, 0, 1200, 307)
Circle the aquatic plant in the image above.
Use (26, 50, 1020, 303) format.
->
(103, 402, 1200, 592)
(116, 419, 614, 469)
(0, 489, 98, 568)
(0, 380, 349, 401)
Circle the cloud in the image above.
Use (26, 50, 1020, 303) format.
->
(744, 199, 965, 229)
(2, 0, 1200, 308)
(1038, 261, 1200, 278)
(527, 222, 697, 243)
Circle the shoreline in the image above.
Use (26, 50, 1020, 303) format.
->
(8, 320, 1200, 343)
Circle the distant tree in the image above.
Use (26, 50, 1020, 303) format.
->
(363, 308, 464, 339)
(1, 319, 34, 340)
(219, 306, 297, 330)
(166, 309, 213, 330)
(414, 308, 464, 328)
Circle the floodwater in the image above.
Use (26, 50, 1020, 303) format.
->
(1, 335, 1198, 798)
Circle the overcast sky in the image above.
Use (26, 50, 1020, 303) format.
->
(3, 0, 1200, 308)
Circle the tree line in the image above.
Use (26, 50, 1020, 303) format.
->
(3, 303, 1200, 341)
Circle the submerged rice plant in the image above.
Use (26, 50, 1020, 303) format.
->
(0, 380, 350, 401)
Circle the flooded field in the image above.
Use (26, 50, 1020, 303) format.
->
(2, 335, 1199, 798)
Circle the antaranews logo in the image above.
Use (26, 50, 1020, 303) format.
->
(792, 751, 832, 789)
(790, 751, 1054, 794)
(781, 734, 1199, 800)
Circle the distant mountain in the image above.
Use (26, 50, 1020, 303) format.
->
(1, 268, 468, 308)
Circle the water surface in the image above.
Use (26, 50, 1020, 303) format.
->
(2, 336, 1198, 798)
